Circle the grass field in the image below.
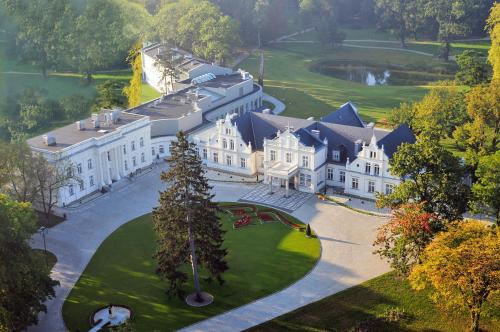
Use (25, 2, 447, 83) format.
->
(62, 203, 320, 331)
(241, 28, 489, 126)
(251, 272, 500, 332)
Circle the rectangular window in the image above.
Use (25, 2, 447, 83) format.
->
(225, 128, 231, 135)
(132, 156, 137, 167)
(141, 152, 145, 163)
(69, 185, 74, 196)
(159, 145, 164, 154)
(77, 163, 82, 174)
(385, 183, 394, 195)
(299, 173, 312, 187)
(89, 175, 94, 187)
(339, 170, 345, 183)
(327, 168, 334, 180)
(370, 151, 377, 158)
(332, 150, 340, 161)
(351, 177, 359, 190)
(226, 155, 232, 166)
(152, 147, 155, 156)
(230, 140, 235, 150)
(140, 137, 144, 147)
(123, 145, 127, 155)
(203, 148, 207, 159)
(240, 158, 246, 168)
(107, 151, 111, 162)
(302, 155, 309, 168)
(286, 152, 292, 163)
(374, 164, 380, 176)
(213, 153, 218, 163)
(270, 150, 276, 161)
(124, 160, 128, 171)
(88, 159, 93, 170)
(223, 139, 227, 149)
(79, 181, 85, 191)
(131, 141, 136, 151)
(368, 181, 375, 193)
(365, 163, 371, 174)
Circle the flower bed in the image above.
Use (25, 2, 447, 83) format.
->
(257, 212, 275, 222)
(275, 212, 301, 229)
(233, 214, 252, 229)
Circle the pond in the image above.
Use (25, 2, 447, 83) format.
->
(311, 61, 454, 86)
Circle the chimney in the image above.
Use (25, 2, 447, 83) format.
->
(311, 129, 320, 139)
(43, 134, 56, 146)
(76, 120, 85, 131)
(262, 109, 271, 114)
(307, 116, 314, 121)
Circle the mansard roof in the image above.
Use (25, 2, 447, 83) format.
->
(321, 102, 365, 128)
(231, 108, 415, 162)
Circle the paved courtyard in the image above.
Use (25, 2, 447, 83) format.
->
(239, 183, 313, 212)
(28, 165, 389, 332)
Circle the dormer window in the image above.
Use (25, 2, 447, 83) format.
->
(370, 151, 377, 158)
(332, 150, 340, 161)
(225, 128, 231, 135)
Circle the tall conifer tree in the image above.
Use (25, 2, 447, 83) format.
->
(153, 131, 228, 302)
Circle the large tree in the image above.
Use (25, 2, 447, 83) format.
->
(456, 50, 490, 86)
(377, 139, 470, 221)
(487, 2, 500, 82)
(0, 195, 59, 331)
(420, 0, 473, 61)
(154, 49, 181, 94)
(2, 0, 74, 77)
(375, 0, 418, 48)
(123, 43, 143, 108)
(153, 131, 228, 302)
(409, 220, 500, 332)
(453, 82, 500, 167)
(373, 203, 438, 276)
(72, 0, 127, 82)
(470, 151, 500, 224)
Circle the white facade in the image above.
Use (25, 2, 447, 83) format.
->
(29, 114, 152, 206)
(192, 116, 408, 200)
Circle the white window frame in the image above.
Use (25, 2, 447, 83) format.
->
(302, 155, 309, 168)
(368, 181, 375, 193)
(270, 150, 276, 161)
(351, 177, 359, 190)
(339, 170, 345, 183)
(327, 168, 334, 180)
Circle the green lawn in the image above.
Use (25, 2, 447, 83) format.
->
(251, 272, 500, 332)
(62, 203, 320, 331)
(240, 28, 489, 125)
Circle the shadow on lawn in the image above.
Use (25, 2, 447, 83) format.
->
(249, 285, 419, 332)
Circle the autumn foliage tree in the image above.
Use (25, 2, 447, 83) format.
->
(123, 43, 143, 108)
(409, 220, 500, 332)
(373, 203, 438, 276)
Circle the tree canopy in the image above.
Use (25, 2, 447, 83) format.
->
(409, 220, 500, 332)
(0, 195, 59, 331)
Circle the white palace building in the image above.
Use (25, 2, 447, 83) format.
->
(28, 45, 415, 206)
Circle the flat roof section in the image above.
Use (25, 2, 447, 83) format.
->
(28, 112, 145, 152)
(129, 92, 204, 120)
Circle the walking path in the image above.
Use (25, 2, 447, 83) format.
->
(29, 165, 389, 332)
(262, 93, 286, 114)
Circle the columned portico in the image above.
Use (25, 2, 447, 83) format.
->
(266, 162, 299, 198)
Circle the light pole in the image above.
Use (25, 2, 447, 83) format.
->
(39, 226, 49, 269)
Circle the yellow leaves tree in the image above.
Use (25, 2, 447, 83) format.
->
(487, 2, 500, 82)
(123, 42, 143, 108)
(409, 220, 500, 332)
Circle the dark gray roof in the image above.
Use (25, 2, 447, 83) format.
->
(321, 102, 365, 128)
(231, 110, 414, 163)
(377, 124, 416, 157)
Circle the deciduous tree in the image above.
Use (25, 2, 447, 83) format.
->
(377, 139, 470, 221)
(0, 195, 59, 331)
(409, 220, 500, 332)
(487, 2, 500, 82)
(123, 43, 143, 108)
(373, 203, 438, 276)
(470, 151, 500, 224)
(153, 131, 228, 301)
(456, 50, 490, 86)
(375, 0, 418, 48)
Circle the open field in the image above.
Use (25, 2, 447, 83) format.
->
(62, 203, 320, 331)
(251, 272, 500, 332)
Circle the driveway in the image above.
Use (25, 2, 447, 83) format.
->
(29, 165, 389, 332)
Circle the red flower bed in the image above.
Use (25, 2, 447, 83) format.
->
(257, 212, 274, 222)
(233, 214, 252, 229)
(275, 212, 301, 229)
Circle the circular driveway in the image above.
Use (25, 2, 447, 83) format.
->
(29, 166, 389, 332)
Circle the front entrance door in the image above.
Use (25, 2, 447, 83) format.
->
(289, 177, 295, 190)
